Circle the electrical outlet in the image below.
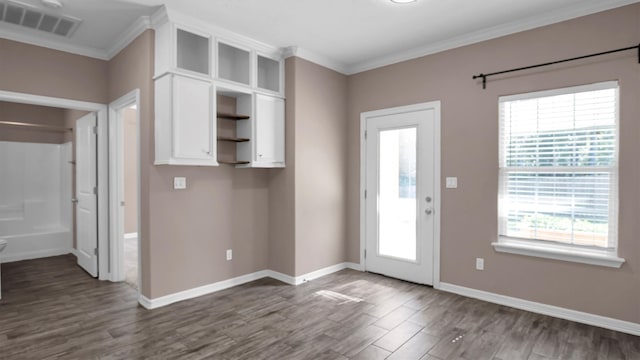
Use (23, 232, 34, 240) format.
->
(226, 249, 232, 261)
(476, 258, 484, 270)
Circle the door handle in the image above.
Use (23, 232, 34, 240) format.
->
(425, 207, 433, 215)
(71, 198, 78, 203)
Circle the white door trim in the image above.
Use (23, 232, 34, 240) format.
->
(108, 89, 142, 295)
(359, 101, 441, 288)
(0, 90, 110, 280)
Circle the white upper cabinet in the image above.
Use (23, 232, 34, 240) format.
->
(254, 94, 285, 166)
(152, 6, 285, 167)
(176, 29, 210, 76)
(217, 41, 252, 86)
(155, 22, 212, 78)
(257, 54, 282, 94)
(236, 93, 285, 168)
(155, 74, 217, 166)
(153, 11, 284, 95)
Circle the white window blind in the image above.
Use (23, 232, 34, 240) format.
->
(499, 82, 618, 249)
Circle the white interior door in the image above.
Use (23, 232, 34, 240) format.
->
(364, 103, 438, 285)
(76, 112, 98, 277)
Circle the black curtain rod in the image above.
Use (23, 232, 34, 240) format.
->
(472, 43, 640, 89)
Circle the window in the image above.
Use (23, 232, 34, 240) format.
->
(493, 81, 624, 268)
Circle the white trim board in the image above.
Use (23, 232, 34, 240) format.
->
(108, 89, 142, 286)
(140, 270, 271, 309)
(267, 262, 361, 286)
(138, 262, 640, 337)
(138, 262, 359, 309)
(106, 16, 152, 59)
(437, 282, 640, 337)
(0, 15, 152, 61)
(0, 248, 72, 263)
(283, 46, 349, 75)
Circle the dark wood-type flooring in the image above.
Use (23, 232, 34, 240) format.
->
(0, 255, 638, 359)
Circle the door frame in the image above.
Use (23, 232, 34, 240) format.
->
(0, 90, 111, 280)
(359, 101, 441, 288)
(108, 89, 142, 294)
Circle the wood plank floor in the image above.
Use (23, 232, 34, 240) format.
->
(0, 255, 638, 359)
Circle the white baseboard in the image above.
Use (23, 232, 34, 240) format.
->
(124, 232, 138, 240)
(70, 248, 79, 258)
(0, 248, 72, 263)
(346, 262, 364, 271)
(267, 262, 363, 285)
(264, 270, 297, 285)
(437, 282, 640, 337)
(139, 270, 271, 309)
(139, 262, 361, 309)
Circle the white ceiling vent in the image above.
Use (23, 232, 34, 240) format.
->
(0, 0, 81, 37)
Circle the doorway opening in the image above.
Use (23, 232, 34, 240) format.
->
(108, 90, 141, 293)
(0, 91, 109, 280)
(360, 101, 441, 286)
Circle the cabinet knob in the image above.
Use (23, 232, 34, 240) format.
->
(202, 149, 211, 155)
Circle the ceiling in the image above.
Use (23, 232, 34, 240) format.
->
(1, 0, 638, 74)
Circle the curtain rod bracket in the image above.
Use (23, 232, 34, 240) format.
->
(472, 73, 487, 89)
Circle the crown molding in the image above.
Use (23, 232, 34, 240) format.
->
(346, 0, 640, 74)
(0, 24, 109, 60)
(106, 16, 152, 59)
(283, 46, 350, 75)
(1, 0, 636, 71)
(0, 14, 153, 61)
(150, 5, 169, 28)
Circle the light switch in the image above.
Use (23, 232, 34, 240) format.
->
(446, 177, 458, 189)
(173, 177, 187, 190)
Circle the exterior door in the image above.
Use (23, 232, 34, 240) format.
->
(76, 112, 98, 277)
(364, 103, 439, 285)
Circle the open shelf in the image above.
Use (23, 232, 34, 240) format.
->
(219, 160, 250, 165)
(217, 136, 250, 142)
(217, 112, 250, 120)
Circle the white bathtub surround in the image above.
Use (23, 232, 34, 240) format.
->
(0, 141, 73, 263)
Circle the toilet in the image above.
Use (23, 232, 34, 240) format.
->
(0, 239, 6, 299)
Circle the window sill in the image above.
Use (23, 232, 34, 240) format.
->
(491, 238, 625, 268)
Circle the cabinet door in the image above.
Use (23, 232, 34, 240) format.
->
(173, 76, 215, 161)
(255, 94, 284, 165)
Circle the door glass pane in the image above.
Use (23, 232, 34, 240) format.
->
(378, 127, 417, 261)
